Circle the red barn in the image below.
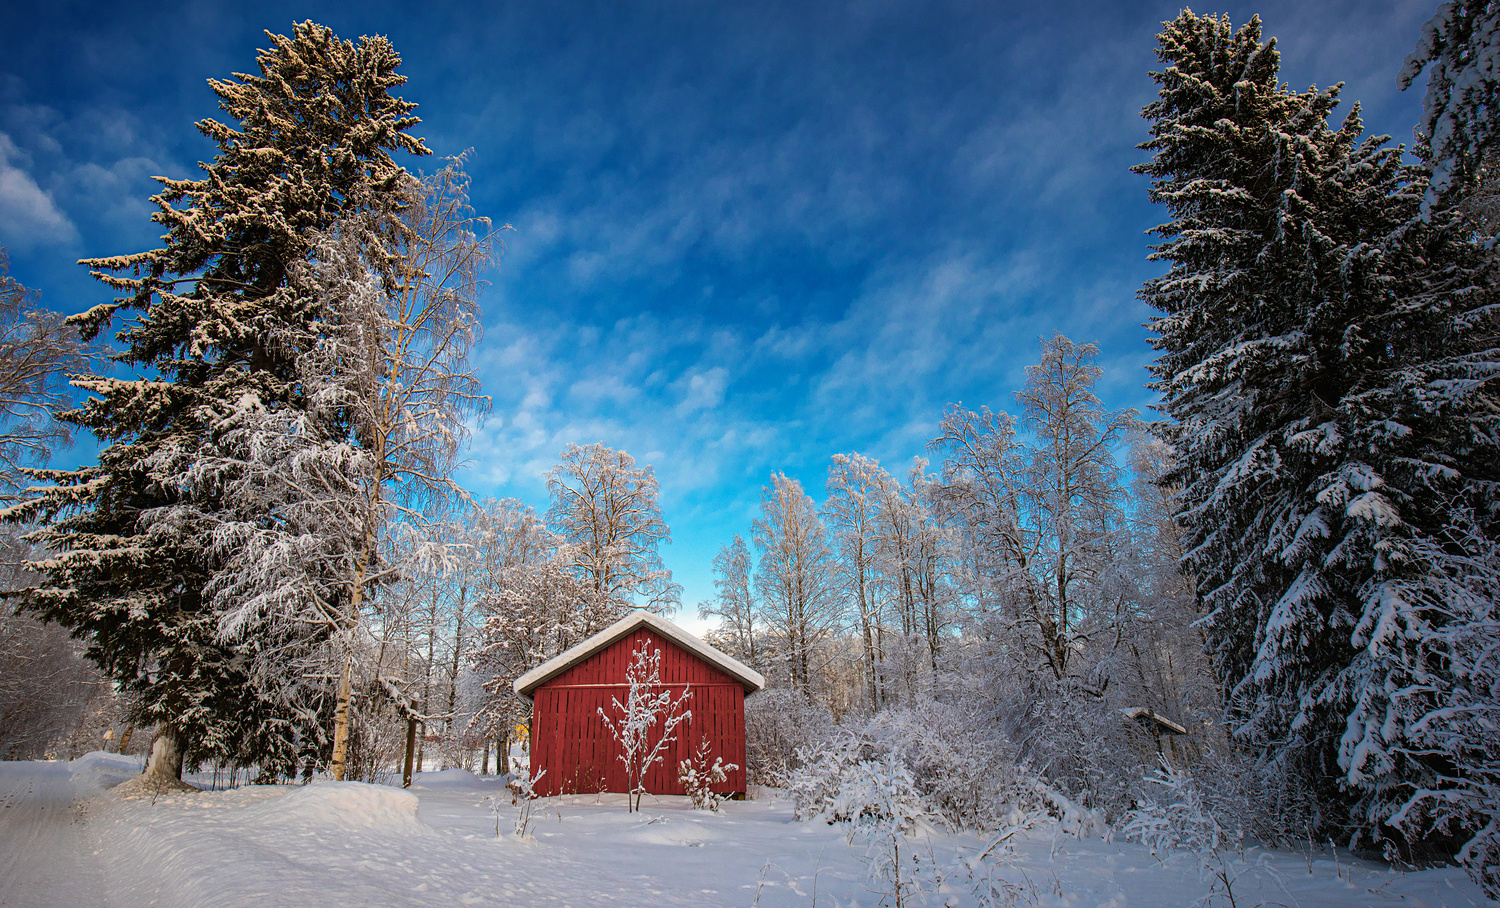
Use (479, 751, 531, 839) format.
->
(514, 610, 764, 798)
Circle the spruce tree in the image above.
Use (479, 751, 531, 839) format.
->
(1137, 9, 1499, 867)
(1400, 0, 1500, 209)
(20, 22, 427, 782)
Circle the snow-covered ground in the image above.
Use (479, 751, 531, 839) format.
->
(0, 753, 1489, 907)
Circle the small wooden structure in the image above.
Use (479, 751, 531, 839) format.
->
(514, 610, 765, 798)
(1122, 706, 1190, 766)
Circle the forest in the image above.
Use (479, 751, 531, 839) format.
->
(0, 6, 1496, 904)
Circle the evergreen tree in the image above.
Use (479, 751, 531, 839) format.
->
(1138, 10, 1499, 871)
(192, 161, 491, 780)
(19, 22, 427, 782)
(1401, 0, 1500, 211)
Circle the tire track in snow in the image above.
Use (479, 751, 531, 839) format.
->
(0, 761, 113, 908)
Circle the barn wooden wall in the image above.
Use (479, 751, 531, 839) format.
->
(530, 628, 748, 798)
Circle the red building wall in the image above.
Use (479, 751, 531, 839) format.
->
(529, 628, 748, 798)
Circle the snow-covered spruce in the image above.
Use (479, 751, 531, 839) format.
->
(21, 21, 428, 783)
(1137, 10, 1500, 881)
(1401, 0, 1500, 209)
(192, 160, 491, 781)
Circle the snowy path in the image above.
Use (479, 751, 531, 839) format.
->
(0, 759, 118, 908)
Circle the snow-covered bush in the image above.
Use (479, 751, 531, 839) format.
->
(743, 687, 834, 785)
(506, 758, 546, 837)
(785, 734, 940, 906)
(1117, 741, 1320, 851)
(678, 737, 737, 811)
(996, 679, 1152, 824)
(1123, 763, 1262, 908)
(1123, 764, 1240, 858)
(786, 699, 1062, 837)
(864, 699, 1031, 831)
(785, 733, 866, 821)
(838, 750, 933, 908)
(597, 637, 692, 812)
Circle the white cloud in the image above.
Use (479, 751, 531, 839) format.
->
(0, 133, 76, 248)
(674, 366, 728, 415)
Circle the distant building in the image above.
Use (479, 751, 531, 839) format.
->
(1121, 706, 1190, 766)
(514, 610, 764, 798)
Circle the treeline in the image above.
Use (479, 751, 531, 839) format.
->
(694, 335, 1213, 813)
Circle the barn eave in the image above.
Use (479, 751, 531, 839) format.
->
(512, 609, 766, 698)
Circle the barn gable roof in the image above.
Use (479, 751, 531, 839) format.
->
(513, 609, 766, 698)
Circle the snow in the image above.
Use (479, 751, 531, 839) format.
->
(0, 753, 1490, 907)
(514, 608, 765, 697)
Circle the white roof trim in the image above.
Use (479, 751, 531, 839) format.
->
(513, 609, 765, 698)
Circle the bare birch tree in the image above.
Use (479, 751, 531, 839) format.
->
(698, 534, 758, 665)
(0, 251, 90, 497)
(753, 472, 841, 694)
(546, 443, 680, 614)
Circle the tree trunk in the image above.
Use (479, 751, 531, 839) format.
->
(329, 655, 354, 781)
(331, 511, 374, 781)
(117, 724, 134, 754)
(401, 716, 418, 788)
(442, 584, 467, 770)
(857, 566, 878, 710)
(143, 725, 185, 781)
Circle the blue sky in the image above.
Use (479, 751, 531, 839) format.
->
(1, 0, 1435, 626)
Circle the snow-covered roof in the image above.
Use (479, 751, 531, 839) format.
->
(1120, 707, 1188, 735)
(513, 609, 765, 698)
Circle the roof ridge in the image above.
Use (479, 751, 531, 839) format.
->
(513, 609, 766, 697)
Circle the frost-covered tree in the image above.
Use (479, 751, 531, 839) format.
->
(1112, 431, 1217, 732)
(872, 459, 954, 687)
(753, 472, 841, 694)
(200, 159, 492, 779)
(0, 524, 113, 760)
(546, 443, 680, 612)
(698, 534, 758, 666)
(0, 251, 90, 499)
(825, 453, 889, 710)
(1138, 10, 1500, 869)
(19, 22, 428, 784)
(464, 497, 557, 766)
(1401, 1, 1500, 211)
(933, 336, 1134, 685)
(472, 547, 613, 761)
